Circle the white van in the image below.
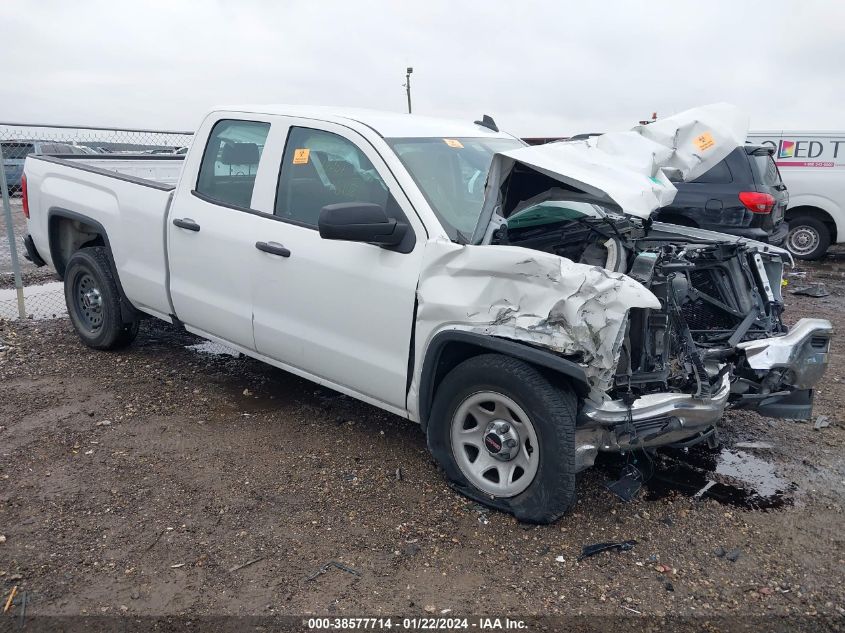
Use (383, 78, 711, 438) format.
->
(747, 131, 845, 259)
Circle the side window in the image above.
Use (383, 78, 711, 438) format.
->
(692, 158, 733, 184)
(275, 127, 389, 226)
(196, 119, 270, 208)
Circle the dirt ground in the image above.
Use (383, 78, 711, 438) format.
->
(0, 251, 844, 626)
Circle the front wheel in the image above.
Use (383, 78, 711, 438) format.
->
(64, 246, 139, 350)
(786, 216, 831, 260)
(427, 354, 577, 524)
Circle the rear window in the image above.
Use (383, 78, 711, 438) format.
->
(691, 159, 733, 184)
(196, 119, 270, 208)
(750, 153, 782, 186)
(0, 142, 34, 160)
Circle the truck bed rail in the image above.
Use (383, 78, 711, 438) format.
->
(29, 154, 181, 191)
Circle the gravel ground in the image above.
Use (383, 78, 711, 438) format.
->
(0, 252, 843, 624)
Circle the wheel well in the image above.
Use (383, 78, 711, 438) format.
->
(48, 214, 106, 278)
(418, 333, 590, 431)
(786, 206, 837, 243)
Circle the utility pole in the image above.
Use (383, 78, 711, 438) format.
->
(404, 67, 413, 114)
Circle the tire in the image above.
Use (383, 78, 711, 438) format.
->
(64, 246, 139, 350)
(786, 216, 830, 260)
(427, 354, 577, 524)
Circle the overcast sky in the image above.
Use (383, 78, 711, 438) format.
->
(1, 1, 842, 136)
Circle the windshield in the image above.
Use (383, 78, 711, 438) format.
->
(507, 200, 609, 229)
(387, 136, 524, 240)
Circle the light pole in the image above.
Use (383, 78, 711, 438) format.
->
(404, 67, 413, 114)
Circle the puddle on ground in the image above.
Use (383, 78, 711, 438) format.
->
(0, 281, 66, 320)
(185, 340, 241, 357)
(600, 445, 796, 510)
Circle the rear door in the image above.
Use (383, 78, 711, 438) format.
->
(247, 119, 427, 411)
(167, 117, 273, 350)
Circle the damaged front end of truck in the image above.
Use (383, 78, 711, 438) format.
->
(413, 104, 832, 472)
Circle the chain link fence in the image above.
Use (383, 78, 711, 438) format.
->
(0, 123, 193, 322)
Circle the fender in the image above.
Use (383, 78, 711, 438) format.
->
(47, 207, 141, 322)
(417, 329, 590, 432)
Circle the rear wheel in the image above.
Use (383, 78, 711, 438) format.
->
(786, 216, 830, 260)
(64, 247, 139, 350)
(427, 354, 578, 524)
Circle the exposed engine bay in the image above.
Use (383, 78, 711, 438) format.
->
(489, 195, 826, 422)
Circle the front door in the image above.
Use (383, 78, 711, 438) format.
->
(248, 120, 426, 411)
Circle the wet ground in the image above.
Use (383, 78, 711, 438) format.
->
(0, 250, 844, 622)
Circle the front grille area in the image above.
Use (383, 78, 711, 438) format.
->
(681, 297, 737, 332)
(689, 270, 722, 300)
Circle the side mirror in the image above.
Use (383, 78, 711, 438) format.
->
(318, 202, 408, 247)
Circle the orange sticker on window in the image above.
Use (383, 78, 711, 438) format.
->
(443, 138, 464, 148)
(694, 132, 715, 152)
(292, 148, 310, 164)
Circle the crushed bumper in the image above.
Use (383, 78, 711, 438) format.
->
(574, 374, 731, 471)
(730, 317, 833, 419)
(736, 318, 832, 389)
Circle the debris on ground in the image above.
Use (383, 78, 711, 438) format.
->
(714, 546, 727, 558)
(95, 420, 112, 426)
(726, 549, 742, 562)
(813, 415, 830, 430)
(228, 556, 266, 573)
(791, 283, 830, 298)
(733, 441, 774, 450)
(306, 560, 361, 582)
(577, 540, 637, 561)
(606, 464, 644, 501)
(3, 585, 17, 613)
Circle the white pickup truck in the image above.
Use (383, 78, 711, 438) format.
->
(21, 104, 831, 523)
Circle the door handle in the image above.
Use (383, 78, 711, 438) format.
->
(255, 241, 291, 258)
(173, 218, 201, 232)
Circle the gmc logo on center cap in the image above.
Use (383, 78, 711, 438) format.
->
(484, 433, 502, 453)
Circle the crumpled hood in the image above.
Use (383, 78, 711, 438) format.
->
(471, 103, 750, 243)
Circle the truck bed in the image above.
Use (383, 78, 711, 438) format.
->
(24, 154, 184, 321)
